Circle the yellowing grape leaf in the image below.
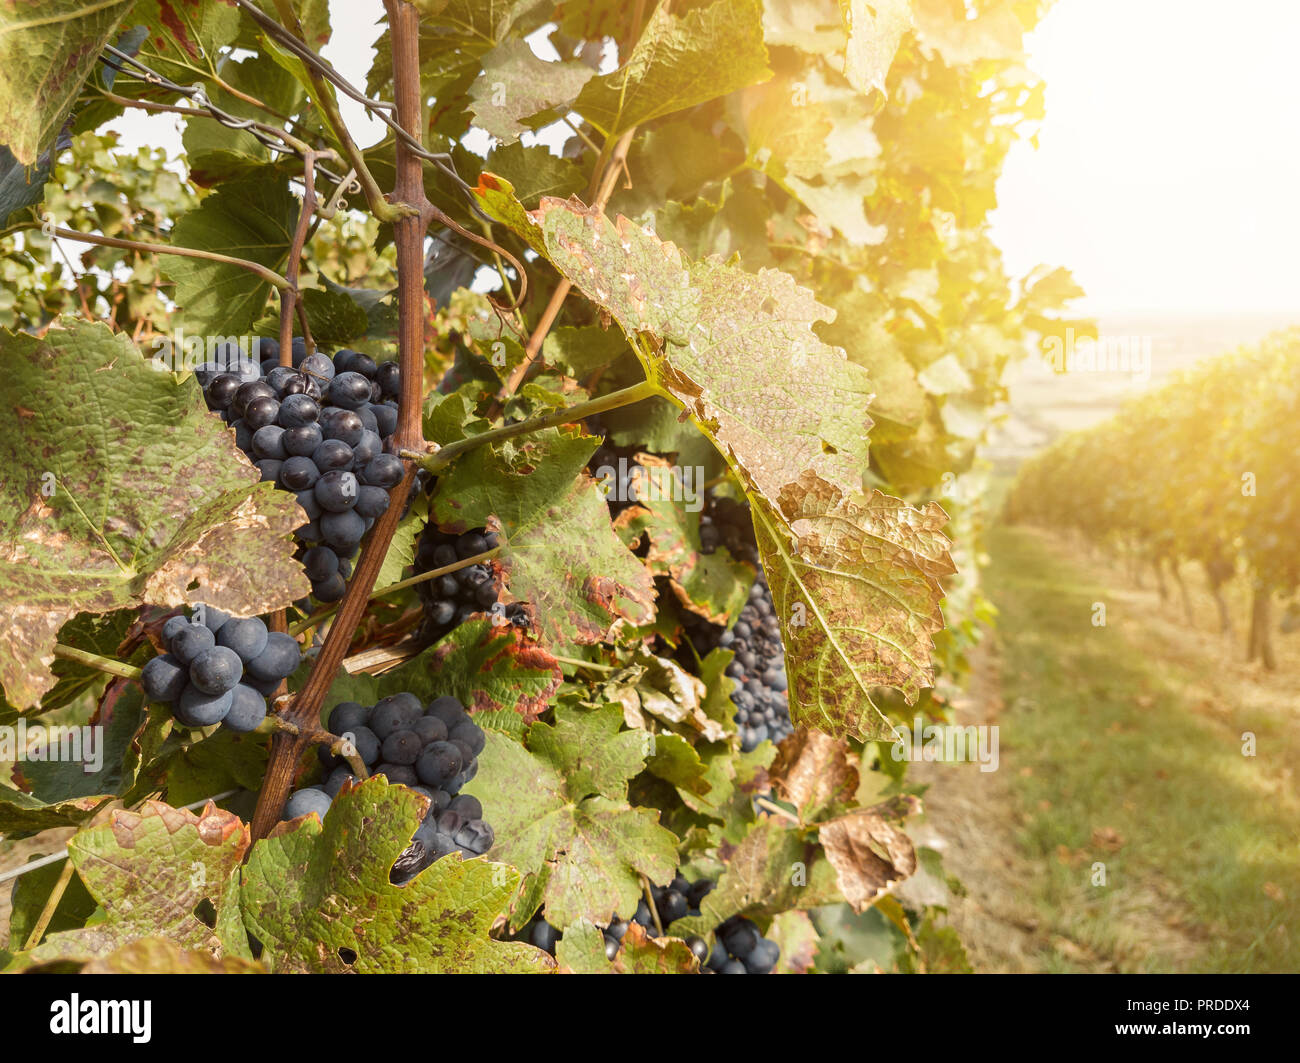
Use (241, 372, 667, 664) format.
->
(22, 801, 252, 965)
(0, 321, 308, 709)
(754, 473, 953, 739)
(839, 0, 913, 96)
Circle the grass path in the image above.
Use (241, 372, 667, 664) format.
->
(911, 524, 1298, 972)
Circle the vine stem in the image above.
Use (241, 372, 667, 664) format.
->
(279, 150, 319, 364)
(6, 223, 293, 291)
(754, 796, 801, 825)
(23, 856, 76, 950)
(287, 547, 501, 636)
(248, 0, 432, 843)
(402, 379, 659, 474)
(52, 643, 142, 681)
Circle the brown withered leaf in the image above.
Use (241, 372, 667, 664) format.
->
(767, 726, 859, 820)
(818, 808, 917, 913)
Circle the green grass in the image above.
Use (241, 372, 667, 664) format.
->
(985, 524, 1298, 973)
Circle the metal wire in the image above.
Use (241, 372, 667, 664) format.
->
(98, 45, 352, 194)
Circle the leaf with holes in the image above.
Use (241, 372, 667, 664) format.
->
(0, 321, 308, 709)
(463, 703, 678, 928)
(241, 777, 551, 973)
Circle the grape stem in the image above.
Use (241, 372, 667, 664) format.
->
(22, 856, 76, 950)
(641, 874, 665, 937)
(248, 0, 432, 842)
(287, 546, 502, 636)
(52, 643, 143, 681)
(754, 796, 801, 825)
(252, 715, 369, 779)
(400, 379, 660, 474)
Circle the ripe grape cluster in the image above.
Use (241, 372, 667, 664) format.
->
(412, 524, 527, 642)
(140, 607, 300, 732)
(516, 876, 780, 973)
(283, 693, 493, 880)
(698, 494, 760, 566)
(197, 338, 404, 604)
(720, 578, 792, 751)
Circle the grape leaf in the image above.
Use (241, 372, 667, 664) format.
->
(164, 173, 296, 336)
(1, 143, 57, 225)
(432, 427, 656, 647)
(463, 704, 678, 928)
(839, 0, 913, 96)
(913, 0, 1023, 65)
(532, 199, 876, 508)
(0, 321, 308, 709)
(753, 473, 953, 738)
(768, 909, 820, 972)
(468, 39, 594, 142)
(574, 0, 771, 137)
(414, 619, 562, 723)
(553, 919, 613, 973)
(241, 778, 550, 973)
(818, 807, 917, 912)
(113, 1, 241, 95)
(375, 489, 428, 590)
(0, 0, 134, 164)
(612, 922, 699, 973)
(473, 171, 548, 255)
(483, 141, 584, 208)
(20, 801, 252, 965)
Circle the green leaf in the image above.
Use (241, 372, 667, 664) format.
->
(483, 141, 584, 209)
(21, 801, 252, 964)
(473, 170, 548, 254)
(375, 490, 428, 591)
(0, 320, 308, 709)
(574, 0, 771, 137)
(299, 287, 370, 347)
(433, 427, 656, 647)
(553, 919, 614, 973)
(0, 144, 55, 225)
(113, 0, 242, 96)
(468, 39, 594, 142)
(7, 855, 98, 946)
(164, 174, 296, 336)
(541, 324, 629, 380)
(34, 609, 138, 716)
(80, 936, 268, 973)
(463, 704, 678, 927)
(0, 0, 134, 164)
(752, 475, 953, 738)
(241, 778, 551, 973)
(839, 0, 913, 96)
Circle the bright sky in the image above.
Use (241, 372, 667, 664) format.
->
(106, 0, 1300, 316)
(990, 0, 1300, 315)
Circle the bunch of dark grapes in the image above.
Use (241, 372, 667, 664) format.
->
(587, 442, 646, 517)
(412, 524, 527, 643)
(721, 578, 792, 751)
(516, 876, 779, 973)
(197, 338, 404, 604)
(283, 693, 493, 879)
(140, 607, 300, 732)
(698, 494, 760, 566)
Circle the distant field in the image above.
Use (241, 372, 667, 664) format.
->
(987, 311, 1300, 469)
